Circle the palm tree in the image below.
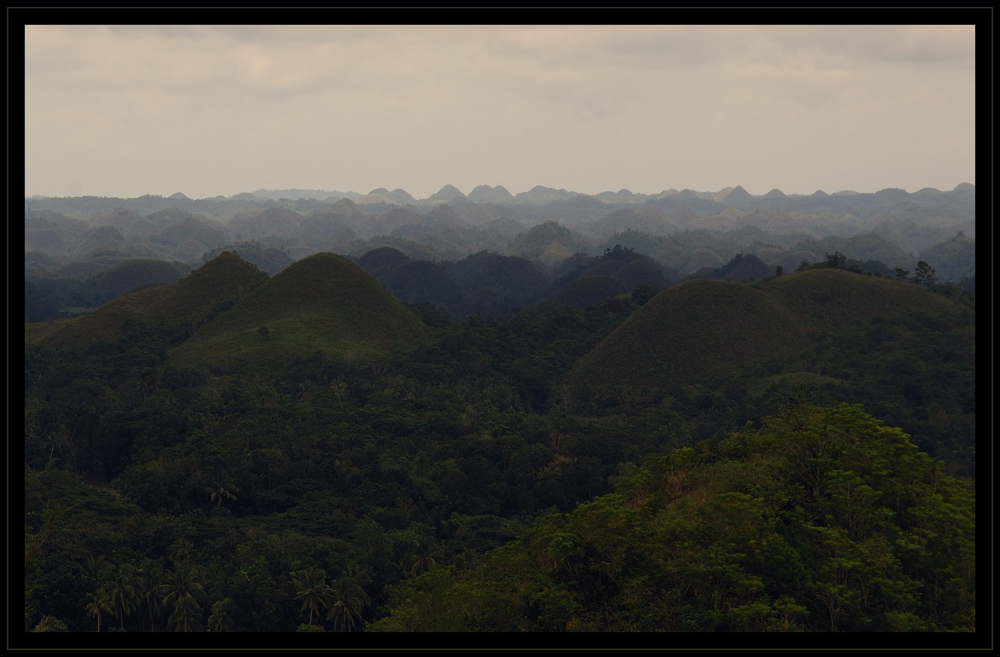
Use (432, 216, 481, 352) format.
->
(105, 562, 139, 631)
(407, 540, 440, 578)
(160, 560, 206, 628)
(292, 567, 334, 627)
(206, 479, 238, 508)
(31, 615, 68, 632)
(167, 538, 197, 566)
(135, 558, 164, 632)
(325, 576, 371, 632)
(168, 595, 203, 632)
(86, 590, 113, 632)
(207, 597, 236, 633)
(203, 559, 232, 606)
(80, 554, 114, 589)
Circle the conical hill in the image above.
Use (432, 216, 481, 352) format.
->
(762, 268, 964, 334)
(166, 252, 428, 376)
(25, 251, 268, 350)
(567, 268, 968, 395)
(568, 279, 805, 392)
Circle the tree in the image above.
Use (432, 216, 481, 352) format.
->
(206, 479, 239, 507)
(913, 261, 938, 286)
(160, 560, 206, 628)
(894, 268, 909, 280)
(326, 576, 371, 632)
(207, 597, 236, 632)
(168, 595, 203, 632)
(105, 562, 139, 630)
(31, 615, 69, 632)
(167, 538, 198, 567)
(293, 567, 334, 627)
(825, 252, 846, 269)
(135, 558, 165, 632)
(86, 590, 113, 632)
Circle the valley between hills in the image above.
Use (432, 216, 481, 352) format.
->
(24, 184, 976, 636)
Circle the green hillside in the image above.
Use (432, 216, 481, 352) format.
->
(568, 268, 968, 395)
(762, 268, 964, 334)
(165, 252, 428, 377)
(568, 278, 805, 392)
(25, 251, 268, 351)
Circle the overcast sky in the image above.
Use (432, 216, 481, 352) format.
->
(25, 24, 976, 200)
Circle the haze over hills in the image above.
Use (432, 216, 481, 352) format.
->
(28, 182, 975, 207)
(24, 181, 974, 322)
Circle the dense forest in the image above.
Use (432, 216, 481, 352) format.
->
(23, 243, 976, 636)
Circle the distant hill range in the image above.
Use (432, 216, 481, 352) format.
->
(28, 182, 974, 211)
(24, 182, 975, 320)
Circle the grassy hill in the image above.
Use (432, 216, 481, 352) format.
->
(165, 252, 428, 378)
(762, 268, 964, 334)
(568, 278, 805, 392)
(567, 268, 968, 396)
(25, 251, 268, 351)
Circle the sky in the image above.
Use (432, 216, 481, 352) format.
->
(24, 24, 976, 201)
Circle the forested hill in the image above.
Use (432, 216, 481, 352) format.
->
(369, 403, 975, 633)
(24, 250, 975, 634)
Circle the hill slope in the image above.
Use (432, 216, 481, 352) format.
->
(166, 252, 428, 377)
(568, 268, 967, 395)
(25, 251, 268, 350)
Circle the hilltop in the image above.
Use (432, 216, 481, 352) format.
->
(165, 252, 428, 378)
(25, 251, 268, 351)
(567, 268, 970, 396)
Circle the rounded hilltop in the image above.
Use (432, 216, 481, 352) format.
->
(166, 252, 428, 378)
(567, 268, 970, 397)
(24, 251, 268, 351)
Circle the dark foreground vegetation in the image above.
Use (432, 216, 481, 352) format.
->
(24, 251, 975, 634)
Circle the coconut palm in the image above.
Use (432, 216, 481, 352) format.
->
(325, 576, 371, 632)
(168, 595, 203, 632)
(80, 554, 114, 589)
(207, 597, 236, 632)
(292, 567, 334, 627)
(203, 559, 232, 604)
(105, 562, 139, 631)
(167, 538, 197, 566)
(160, 560, 205, 618)
(407, 540, 440, 578)
(206, 479, 238, 507)
(31, 615, 68, 632)
(135, 558, 165, 632)
(86, 590, 113, 632)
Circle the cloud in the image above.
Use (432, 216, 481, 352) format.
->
(24, 25, 975, 199)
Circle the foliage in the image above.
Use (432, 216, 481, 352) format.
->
(371, 404, 975, 632)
